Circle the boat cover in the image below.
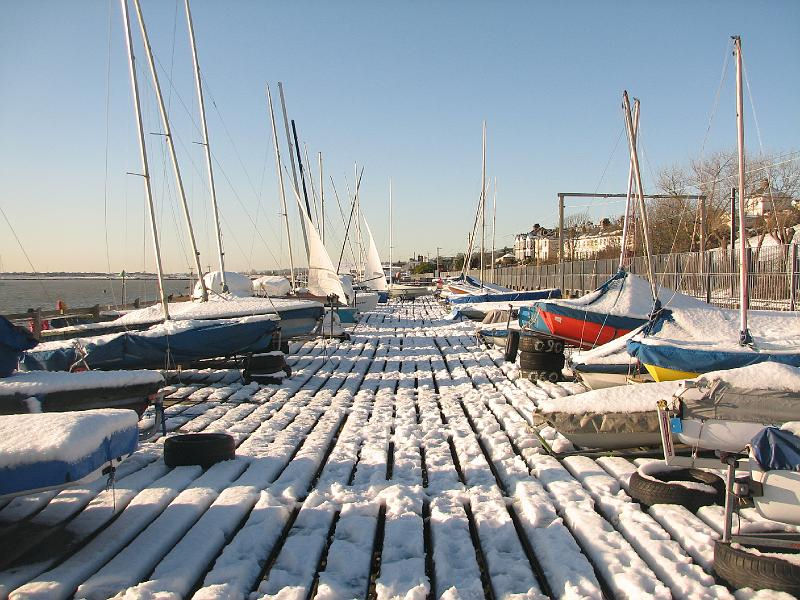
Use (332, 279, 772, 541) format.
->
(448, 274, 510, 294)
(0, 408, 138, 497)
(449, 288, 561, 305)
(627, 304, 800, 373)
(21, 315, 279, 372)
(681, 384, 800, 425)
(0, 316, 38, 377)
(751, 427, 800, 472)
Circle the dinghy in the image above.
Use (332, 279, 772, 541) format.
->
(627, 304, 800, 381)
(21, 314, 280, 372)
(0, 408, 139, 499)
(570, 326, 651, 389)
(519, 269, 705, 349)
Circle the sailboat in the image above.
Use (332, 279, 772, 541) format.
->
(360, 219, 389, 303)
(627, 37, 800, 381)
(22, 0, 283, 370)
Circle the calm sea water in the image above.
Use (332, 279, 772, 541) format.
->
(0, 278, 192, 315)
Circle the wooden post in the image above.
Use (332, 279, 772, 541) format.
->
(558, 194, 565, 292)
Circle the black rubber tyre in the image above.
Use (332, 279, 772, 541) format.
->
(629, 468, 725, 512)
(164, 433, 235, 468)
(519, 335, 564, 354)
(246, 353, 287, 373)
(527, 370, 561, 383)
(519, 351, 565, 371)
(714, 540, 800, 594)
(504, 330, 520, 363)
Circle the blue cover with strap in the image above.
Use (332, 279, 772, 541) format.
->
(0, 316, 38, 377)
(21, 317, 279, 371)
(0, 414, 138, 497)
(449, 288, 561, 305)
(751, 427, 800, 472)
(626, 309, 800, 373)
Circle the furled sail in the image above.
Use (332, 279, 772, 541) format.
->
(362, 220, 388, 292)
(293, 189, 349, 303)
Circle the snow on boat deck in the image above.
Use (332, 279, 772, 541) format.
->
(0, 300, 789, 599)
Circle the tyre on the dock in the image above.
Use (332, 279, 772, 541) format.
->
(504, 329, 520, 362)
(713, 539, 800, 595)
(519, 333, 564, 354)
(519, 350, 565, 371)
(628, 467, 725, 511)
(164, 433, 235, 468)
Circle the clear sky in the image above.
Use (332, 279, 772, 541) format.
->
(1, 0, 798, 273)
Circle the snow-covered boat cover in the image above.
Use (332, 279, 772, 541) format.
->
(113, 296, 322, 327)
(252, 275, 292, 296)
(194, 271, 254, 299)
(627, 303, 800, 373)
(0, 408, 138, 496)
(0, 316, 38, 377)
(0, 370, 163, 398)
(445, 274, 511, 295)
(679, 363, 800, 424)
(21, 315, 279, 371)
(751, 427, 800, 472)
(449, 288, 561, 305)
(522, 270, 706, 331)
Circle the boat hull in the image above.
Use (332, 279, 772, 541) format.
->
(643, 362, 700, 382)
(537, 306, 639, 349)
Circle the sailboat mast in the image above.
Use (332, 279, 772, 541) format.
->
(185, 0, 225, 292)
(278, 82, 309, 257)
(389, 178, 393, 286)
(119, 0, 170, 319)
(319, 152, 324, 244)
(480, 120, 486, 286)
(619, 99, 640, 271)
(733, 36, 751, 344)
(266, 84, 296, 288)
(622, 91, 658, 303)
(132, 0, 207, 302)
(491, 177, 496, 284)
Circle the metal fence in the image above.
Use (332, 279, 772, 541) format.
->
(444, 243, 800, 311)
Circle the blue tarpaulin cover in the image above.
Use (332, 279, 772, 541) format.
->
(751, 427, 800, 472)
(21, 316, 279, 372)
(627, 309, 800, 373)
(0, 316, 38, 377)
(449, 288, 561, 305)
(0, 410, 138, 497)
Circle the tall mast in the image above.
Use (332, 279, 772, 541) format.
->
(120, 0, 170, 319)
(622, 91, 658, 303)
(389, 178, 393, 286)
(185, 0, 225, 292)
(619, 99, 640, 271)
(267, 84, 295, 289)
(291, 120, 313, 220)
(132, 0, 207, 301)
(480, 120, 486, 286)
(733, 36, 751, 344)
(278, 83, 309, 256)
(319, 152, 324, 244)
(491, 177, 496, 284)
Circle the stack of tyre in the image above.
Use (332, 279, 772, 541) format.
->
(518, 333, 565, 382)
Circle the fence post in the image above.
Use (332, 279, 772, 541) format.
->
(791, 244, 798, 311)
(705, 251, 712, 304)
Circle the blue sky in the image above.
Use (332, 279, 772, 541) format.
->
(1, 0, 798, 273)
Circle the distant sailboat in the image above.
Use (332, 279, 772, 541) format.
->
(361, 219, 389, 303)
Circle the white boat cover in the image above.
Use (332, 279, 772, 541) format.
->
(252, 275, 292, 296)
(193, 271, 253, 298)
(362, 220, 388, 292)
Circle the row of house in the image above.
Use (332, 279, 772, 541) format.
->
(513, 223, 624, 262)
